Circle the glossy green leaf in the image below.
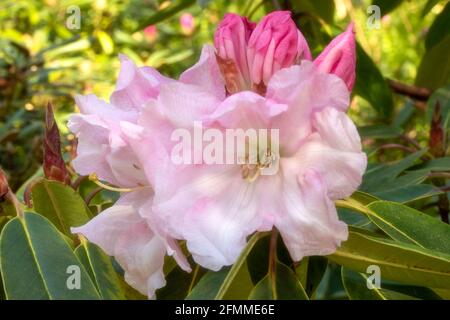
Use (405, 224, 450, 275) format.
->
(373, 184, 441, 203)
(291, 0, 335, 24)
(295, 256, 328, 297)
(372, 0, 404, 16)
(360, 149, 427, 192)
(422, 0, 442, 17)
(417, 157, 450, 172)
(31, 178, 92, 236)
(342, 267, 418, 300)
(368, 201, 450, 255)
(358, 124, 402, 139)
(354, 43, 393, 118)
(246, 233, 292, 285)
(416, 34, 450, 90)
(248, 261, 308, 300)
(185, 267, 229, 300)
(0, 213, 100, 299)
(75, 238, 125, 299)
(425, 2, 450, 50)
(350, 191, 380, 205)
(328, 228, 450, 289)
(382, 281, 442, 299)
(214, 233, 262, 299)
(158, 260, 205, 300)
(136, 0, 196, 31)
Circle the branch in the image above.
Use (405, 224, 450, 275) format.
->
(388, 79, 432, 101)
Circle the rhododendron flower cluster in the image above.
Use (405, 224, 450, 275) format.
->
(69, 11, 366, 298)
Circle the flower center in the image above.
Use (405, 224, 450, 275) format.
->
(240, 137, 279, 182)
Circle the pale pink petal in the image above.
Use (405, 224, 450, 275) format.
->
(153, 165, 267, 270)
(313, 107, 362, 152)
(68, 116, 146, 187)
(119, 113, 173, 189)
(291, 108, 367, 200)
(206, 91, 287, 129)
(179, 45, 226, 100)
(71, 191, 168, 298)
(157, 82, 221, 128)
(267, 61, 350, 155)
(110, 54, 173, 110)
(275, 169, 348, 261)
(74, 94, 138, 122)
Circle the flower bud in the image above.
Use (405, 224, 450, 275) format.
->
(144, 25, 157, 42)
(0, 168, 8, 199)
(180, 13, 195, 35)
(314, 23, 356, 91)
(247, 11, 311, 86)
(214, 13, 256, 93)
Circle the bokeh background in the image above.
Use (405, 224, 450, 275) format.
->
(0, 0, 448, 191)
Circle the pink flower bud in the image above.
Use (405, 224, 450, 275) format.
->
(247, 11, 311, 86)
(180, 13, 195, 35)
(314, 23, 356, 91)
(144, 25, 157, 42)
(214, 13, 256, 92)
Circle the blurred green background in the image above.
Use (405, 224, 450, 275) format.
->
(0, 0, 448, 189)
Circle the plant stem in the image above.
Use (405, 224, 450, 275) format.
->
(388, 79, 432, 101)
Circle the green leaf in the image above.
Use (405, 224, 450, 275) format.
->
(75, 238, 125, 299)
(350, 191, 380, 205)
(361, 149, 427, 192)
(372, 0, 404, 16)
(425, 2, 450, 50)
(97, 31, 114, 55)
(354, 43, 394, 119)
(31, 178, 92, 236)
(342, 267, 418, 300)
(136, 0, 196, 31)
(291, 0, 335, 24)
(422, 0, 442, 17)
(246, 233, 292, 285)
(315, 263, 347, 299)
(0, 213, 100, 299)
(382, 281, 442, 299)
(328, 228, 450, 289)
(417, 157, 450, 172)
(249, 261, 309, 300)
(185, 267, 229, 300)
(358, 124, 402, 139)
(157, 260, 205, 300)
(373, 184, 441, 203)
(295, 256, 328, 297)
(214, 233, 262, 299)
(368, 201, 450, 255)
(415, 34, 450, 90)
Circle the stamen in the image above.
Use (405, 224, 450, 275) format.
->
(88, 173, 143, 193)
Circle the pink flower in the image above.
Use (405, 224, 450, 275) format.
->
(214, 11, 311, 92)
(144, 25, 158, 42)
(180, 13, 195, 35)
(69, 55, 190, 299)
(69, 11, 365, 298)
(314, 23, 356, 90)
(131, 47, 366, 269)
